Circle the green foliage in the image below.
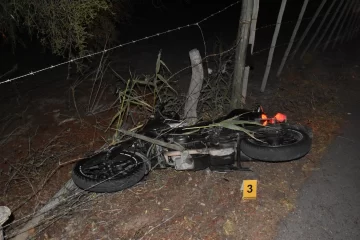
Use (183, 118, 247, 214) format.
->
(0, 0, 129, 59)
(185, 114, 265, 141)
(110, 50, 179, 143)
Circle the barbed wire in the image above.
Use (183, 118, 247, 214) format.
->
(1, 1, 348, 86)
(0, 1, 241, 86)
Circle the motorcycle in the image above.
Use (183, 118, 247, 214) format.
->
(72, 105, 312, 193)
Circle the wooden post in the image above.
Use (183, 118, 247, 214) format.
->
(342, 1, 360, 43)
(314, 0, 344, 51)
(300, 0, 336, 59)
(331, 0, 354, 49)
(277, 0, 309, 77)
(323, 0, 349, 51)
(260, 0, 287, 92)
(241, 67, 250, 105)
(241, 0, 258, 105)
(184, 49, 204, 125)
(249, 0, 259, 54)
(231, 0, 253, 109)
(291, 0, 327, 59)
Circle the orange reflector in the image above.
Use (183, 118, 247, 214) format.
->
(274, 113, 287, 122)
(261, 114, 268, 126)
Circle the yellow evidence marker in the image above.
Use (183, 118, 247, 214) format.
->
(242, 180, 257, 200)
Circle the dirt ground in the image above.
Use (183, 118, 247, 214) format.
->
(0, 38, 357, 240)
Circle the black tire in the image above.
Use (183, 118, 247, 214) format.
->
(240, 124, 312, 162)
(72, 150, 147, 193)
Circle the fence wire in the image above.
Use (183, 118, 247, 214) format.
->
(0, 1, 241, 86)
(2, 0, 359, 86)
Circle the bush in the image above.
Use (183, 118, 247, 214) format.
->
(0, 0, 130, 59)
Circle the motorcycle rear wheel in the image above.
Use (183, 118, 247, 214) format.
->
(240, 124, 312, 162)
(72, 150, 147, 193)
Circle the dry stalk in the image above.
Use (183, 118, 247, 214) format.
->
(87, 39, 109, 113)
(108, 50, 177, 144)
(70, 79, 84, 123)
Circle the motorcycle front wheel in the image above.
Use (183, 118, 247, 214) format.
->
(240, 124, 312, 162)
(72, 150, 147, 193)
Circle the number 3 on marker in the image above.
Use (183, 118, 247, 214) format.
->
(247, 184, 253, 193)
(242, 180, 257, 200)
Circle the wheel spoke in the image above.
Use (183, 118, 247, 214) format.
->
(80, 153, 142, 180)
(250, 128, 302, 147)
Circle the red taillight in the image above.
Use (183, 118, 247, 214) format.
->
(274, 113, 287, 123)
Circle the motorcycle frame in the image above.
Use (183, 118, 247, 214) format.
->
(132, 105, 279, 172)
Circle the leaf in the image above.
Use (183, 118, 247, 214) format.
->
(215, 122, 252, 133)
(108, 110, 122, 128)
(116, 128, 184, 151)
(169, 129, 200, 135)
(223, 219, 235, 236)
(221, 119, 265, 127)
(160, 59, 171, 73)
(128, 100, 153, 110)
(156, 50, 162, 74)
(184, 119, 264, 141)
(157, 74, 178, 94)
(183, 125, 211, 130)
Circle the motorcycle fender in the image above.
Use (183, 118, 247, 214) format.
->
(174, 151, 194, 170)
(174, 151, 211, 171)
(210, 148, 236, 166)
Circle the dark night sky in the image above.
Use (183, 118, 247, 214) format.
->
(124, 0, 326, 40)
(0, 0, 334, 78)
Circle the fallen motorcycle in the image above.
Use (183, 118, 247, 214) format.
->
(72, 105, 312, 193)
